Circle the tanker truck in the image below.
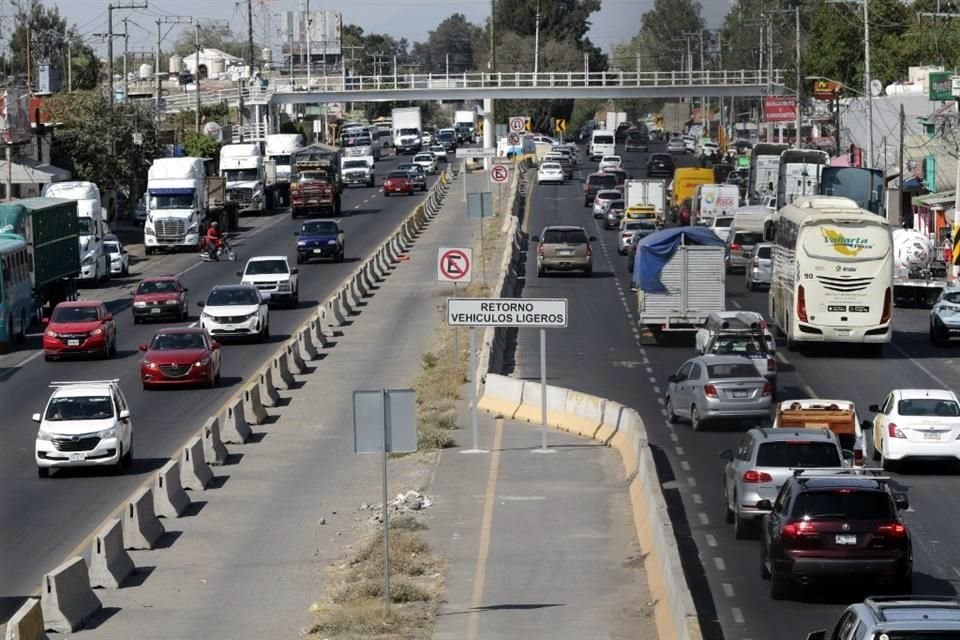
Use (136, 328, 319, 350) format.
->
(892, 228, 948, 307)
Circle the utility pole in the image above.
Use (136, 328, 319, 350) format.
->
(246, 0, 256, 72)
(489, 0, 496, 72)
(828, 0, 874, 166)
(67, 42, 72, 92)
(306, 0, 312, 86)
(195, 23, 201, 133)
(156, 16, 193, 127)
(533, 0, 541, 77)
(794, 6, 801, 148)
(123, 18, 130, 101)
(898, 103, 904, 224)
(26, 25, 31, 92)
(107, 2, 148, 108)
(700, 30, 706, 135)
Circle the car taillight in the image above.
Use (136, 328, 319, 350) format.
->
(797, 284, 808, 322)
(767, 359, 776, 372)
(704, 383, 718, 398)
(782, 521, 817, 538)
(881, 286, 892, 324)
(875, 523, 907, 537)
(762, 383, 772, 396)
(854, 448, 864, 466)
(753, 257, 760, 268)
(742, 470, 773, 483)
(888, 422, 905, 438)
(538, 244, 544, 257)
(729, 243, 742, 252)
(584, 184, 589, 193)
(622, 233, 631, 238)
(586, 244, 592, 257)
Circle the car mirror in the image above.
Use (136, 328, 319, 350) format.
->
(130, 291, 136, 296)
(236, 271, 243, 277)
(868, 404, 880, 413)
(197, 301, 205, 308)
(841, 449, 854, 462)
(293, 231, 299, 236)
(182, 287, 188, 293)
(719, 449, 734, 461)
(756, 499, 773, 511)
(41, 317, 49, 327)
(122, 249, 128, 254)
(894, 493, 909, 510)
(805, 632, 826, 640)
(119, 409, 130, 420)
(211, 341, 221, 350)
(290, 268, 299, 275)
(104, 313, 113, 321)
(667, 374, 678, 383)
(138, 344, 148, 351)
(861, 420, 873, 431)
(32, 413, 41, 423)
(589, 236, 597, 242)
(531, 235, 540, 242)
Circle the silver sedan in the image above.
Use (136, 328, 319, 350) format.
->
(618, 219, 656, 254)
(665, 355, 773, 431)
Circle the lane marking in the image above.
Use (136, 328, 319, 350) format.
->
(698, 512, 709, 525)
(889, 342, 952, 388)
(776, 352, 789, 364)
(692, 493, 702, 504)
(731, 300, 742, 309)
(687, 476, 697, 487)
(652, 385, 661, 395)
(722, 582, 735, 598)
(466, 417, 504, 640)
(714, 557, 726, 571)
(669, 432, 679, 442)
(705, 534, 718, 548)
(731, 607, 745, 624)
(675, 446, 685, 456)
(680, 460, 691, 472)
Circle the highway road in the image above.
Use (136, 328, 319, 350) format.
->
(513, 142, 960, 639)
(0, 153, 442, 622)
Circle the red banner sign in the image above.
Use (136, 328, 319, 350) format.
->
(763, 96, 797, 123)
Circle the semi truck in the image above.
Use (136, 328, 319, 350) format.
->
(392, 107, 422, 155)
(454, 109, 477, 143)
(220, 143, 266, 215)
(144, 157, 210, 254)
(264, 133, 304, 207)
(41, 181, 109, 285)
(0, 197, 81, 323)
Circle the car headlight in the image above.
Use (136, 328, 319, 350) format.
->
(82, 253, 95, 266)
(188, 223, 199, 233)
(36, 428, 54, 441)
(202, 311, 214, 320)
(144, 226, 155, 236)
(164, 299, 179, 305)
(327, 239, 337, 245)
(97, 426, 118, 439)
(195, 355, 212, 367)
(244, 311, 259, 320)
(134, 301, 147, 308)
(143, 359, 158, 369)
(297, 240, 307, 246)
(277, 282, 291, 291)
(45, 330, 58, 338)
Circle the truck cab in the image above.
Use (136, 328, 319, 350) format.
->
(290, 159, 342, 218)
(41, 181, 109, 285)
(144, 157, 208, 254)
(220, 144, 266, 215)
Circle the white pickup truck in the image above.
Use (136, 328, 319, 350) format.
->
(238, 255, 300, 307)
(341, 156, 375, 188)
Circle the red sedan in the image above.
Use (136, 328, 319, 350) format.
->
(43, 300, 117, 360)
(132, 276, 189, 323)
(383, 171, 414, 196)
(139, 327, 221, 389)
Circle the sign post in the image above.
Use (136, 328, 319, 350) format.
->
(447, 298, 568, 452)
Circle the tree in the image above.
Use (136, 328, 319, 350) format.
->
(621, 0, 704, 74)
(412, 13, 484, 73)
(339, 24, 410, 76)
(183, 132, 221, 160)
(494, 0, 601, 43)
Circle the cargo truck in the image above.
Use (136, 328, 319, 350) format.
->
(691, 184, 740, 226)
(625, 179, 667, 222)
(220, 143, 266, 215)
(41, 181, 109, 285)
(0, 197, 81, 327)
(289, 144, 343, 218)
(454, 109, 477, 143)
(264, 133, 303, 208)
(144, 157, 210, 254)
(392, 107, 422, 155)
(631, 227, 727, 342)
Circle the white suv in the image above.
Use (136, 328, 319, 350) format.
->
(807, 596, 960, 640)
(34, 380, 134, 478)
(239, 255, 299, 307)
(198, 284, 270, 342)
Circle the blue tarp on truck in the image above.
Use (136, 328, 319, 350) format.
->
(632, 226, 725, 293)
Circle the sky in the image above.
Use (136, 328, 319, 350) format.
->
(24, 0, 731, 62)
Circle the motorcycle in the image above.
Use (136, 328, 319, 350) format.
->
(200, 236, 237, 262)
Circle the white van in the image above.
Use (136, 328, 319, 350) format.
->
(589, 129, 615, 161)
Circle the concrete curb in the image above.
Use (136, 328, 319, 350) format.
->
(179, 436, 213, 490)
(272, 352, 296, 389)
(40, 558, 101, 633)
(297, 326, 320, 360)
(153, 460, 191, 518)
(122, 488, 165, 550)
(286, 339, 309, 375)
(3, 597, 48, 640)
(88, 519, 135, 589)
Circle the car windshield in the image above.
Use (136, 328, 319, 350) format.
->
(414, 155, 433, 162)
(138, 280, 178, 295)
(756, 246, 772, 259)
(943, 291, 960, 304)
(589, 175, 617, 188)
(713, 218, 733, 228)
(608, 201, 625, 211)
(596, 191, 619, 201)
(897, 398, 960, 417)
(398, 165, 423, 174)
(52, 306, 100, 323)
(542, 163, 561, 170)
(245, 260, 288, 275)
(301, 221, 338, 235)
(223, 168, 259, 182)
(150, 192, 195, 210)
(437, 132, 455, 141)
(791, 490, 894, 520)
(602, 156, 620, 163)
(756, 442, 841, 468)
(207, 288, 259, 306)
(709, 334, 768, 355)
(542, 229, 588, 244)
(706, 363, 760, 378)
(343, 160, 368, 169)
(651, 155, 671, 162)
(104, 242, 120, 254)
(387, 171, 410, 180)
(733, 232, 764, 245)
(45, 395, 114, 421)
(151, 332, 206, 350)
(593, 135, 614, 144)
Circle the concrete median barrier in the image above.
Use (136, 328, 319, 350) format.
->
(40, 557, 101, 633)
(4, 597, 48, 640)
(338, 287, 356, 317)
(221, 399, 252, 444)
(286, 340, 308, 375)
(153, 460, 191, 518)
(476, 373, 523, 418)
(297, 326, 319, 360)
(203, 415, 228, 465)
(243, 383, 269, 425)
(350, 271, 368, 300)
(309, 315, 331, 348)
(88, 519, 135, 589)
(272, 352, 296, 389)
(122, 487, 165, 550)
(596, 400, 626, 444)
(329, 295, 348, 327)
(258, 366, 282, 407)
(180, 436, 213, 490)
(513, 381, 567, 427)
(558, 390, 606, 437)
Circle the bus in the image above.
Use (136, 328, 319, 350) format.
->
(748, 143, 788, 204)
(765, 196, 893, 352)
(775, 149, 830, 210)
(819, 166, 885, 215)
(0, 233, 33, 352)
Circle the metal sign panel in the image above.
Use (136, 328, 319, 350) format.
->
(353, 389, 417, 454)
(509, 116, 526, 133)
(467, 192, 493, 219)
(285, 10, 342, 55)
(490, 164, 510, 184)
(438, 247, 472, 283)
(455, 147, 496, 158)
(447, 298, 568, 327)
(930, 71, 953, 101)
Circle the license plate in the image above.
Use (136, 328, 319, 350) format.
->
(733, 391, 749, 398)
(313, 249, 324, 254)
(835, 534, 856, 545)
(150, 308, 161, 314)
(558, 249, 574, 256)
(69, 453, 85, 462)
(67, 339, 80, 346)
(836, 329, 851, 336)
(924, 431, 940, 440)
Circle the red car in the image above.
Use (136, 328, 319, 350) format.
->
(383, 170, 414, 196)
(43, 300, 117, 360)
(132, 276, 189, 323)
(139, 327, 221, 389)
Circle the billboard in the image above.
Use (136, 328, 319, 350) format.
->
(762, 96, 797, 123)
(0, 90, 32, 144)
(285, 10, 342, 56)
(929, 71, 953, 101)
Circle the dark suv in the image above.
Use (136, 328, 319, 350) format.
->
(646, 153, 675, 178)
(760, 470, 912, 600)
(583, 172, 617, 207)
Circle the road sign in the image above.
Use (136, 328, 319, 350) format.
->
(509, 116, 526, 133)
(438, 247, 472, 283)
(455, 147, 496, 158)
(554, 118, 566, 133)
(490, 164, 510, 184)
(447, 298, 568, 328)
(467, 192, 493, 219)
(507, 132, 520, 146)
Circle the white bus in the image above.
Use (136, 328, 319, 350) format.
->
(765, 196, 893, 352)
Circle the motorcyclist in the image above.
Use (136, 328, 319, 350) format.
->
(204, 222, 225, 260)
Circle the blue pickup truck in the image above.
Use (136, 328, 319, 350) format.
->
(294, 218, 345, 264)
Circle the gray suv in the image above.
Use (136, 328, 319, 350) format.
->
(745, 242, 773, 290)
(807, 597, 960, 640)
(720, 427, 846, 539)
(533, 226, 596, 277)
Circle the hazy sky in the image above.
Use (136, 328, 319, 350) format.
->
(27, 0, 729, 60)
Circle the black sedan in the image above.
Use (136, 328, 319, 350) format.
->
(646, 153, 675, 179)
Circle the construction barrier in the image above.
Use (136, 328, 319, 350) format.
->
(40, 557, 101, 633)
(243, 383, 269, 425)
(258, 367, 282, 407)
(202, 416, 229, 466)
(153, 460, 191, 518)
(88, 519, 135, 589)
(179, 436, 213, 490)
(122, 487, 165, 550)
(286, 340, 308, 375)
(272, 352, 296, 389)
(297, 326, 319, 360)
(221, 399, 252, 444)
(3, 597, 47, 640)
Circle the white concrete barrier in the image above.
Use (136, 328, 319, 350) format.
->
(180, 436, 213, 490)
(297, 326, 319, 360)
(221, 399, 252, 444)
(514, 381, 568, 427)
(272, 352, 296, 389)
(203, 415, 229, 465)
(560, 390, 606, 436)
(243, 383, 269, 425)
(258, 366, 282, 407)
(40, 557, 101, 633)
(309, 315, 331, 348)
(339, 287, 356, 316)
(476, 373, 524, 418)
(153, 460, 190, 518)
(4, 597, 48, 640)
(329, 296, 348, 327)
(88, 519, 135, 589)
(286, 340, 308, 375)
(122, 487, 165, 550)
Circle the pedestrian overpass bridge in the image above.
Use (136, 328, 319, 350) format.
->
(163, 69, 786, 113)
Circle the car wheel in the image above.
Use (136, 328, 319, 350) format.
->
(881, 450, 897, 472)
(733, 503, 751, 540)
(207, 371, 216, 388)
(769, 566, 790, 600)
(760, 543, 771, 579)
(537, 264, 545, 277)
(122, 440, 133, 469)
(296, 254, 304, 265)
(665, 396, 678, 423)
(872, 432, 882, 461)
(109, 338, 117, 357)
(122, 264, 129, 277)
(37, 466, 50, 478)
(133, 315, 141, 325)
(384, 192, 390, 197)
(292, 288, 300, 306)
(584, 265, 593, 277)
(690, 405, 703, 431)
(894, 573, 913, 595)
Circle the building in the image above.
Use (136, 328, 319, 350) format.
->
(180, 48, 246, 80)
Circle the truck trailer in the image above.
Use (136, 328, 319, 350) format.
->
(41, 181, 109, 284)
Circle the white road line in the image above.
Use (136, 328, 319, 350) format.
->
(698, 512, 709, 525)
(889, 342, 952, 388)
(731, 608, 745, 624)
(657, 398, 665, 406)
(648, 376, 656, 384)
(692, 493, 702, 504)
(714, 557, 726, 571)
(645, 366, 653, 374)
(776, 352, 789, 364)
(652, 385, 661, 394)
(680, 460, 691, 472)
(731, 300, 742, 309)
(722, 582, 735, 598)
(803, 384, 816, 397)
(189, 321, 198, 328)
(669, 432, 679, 442)
(705, 534, 717, 547)
(687, 476, 697, 487)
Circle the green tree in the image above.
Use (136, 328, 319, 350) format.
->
(340, 24, 410, 76)
(183, 132, 222, 159)
(5, 0, 99, 90)
(494, 0, 601, 43)
(411, 13, 485, 73)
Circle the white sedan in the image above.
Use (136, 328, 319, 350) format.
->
(870, 388, 960, 470)
(598, 155, 623, 172)
(429, 144, 448, 162)
(537, 162, 565, 184)
(412, 152, 438, 175)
